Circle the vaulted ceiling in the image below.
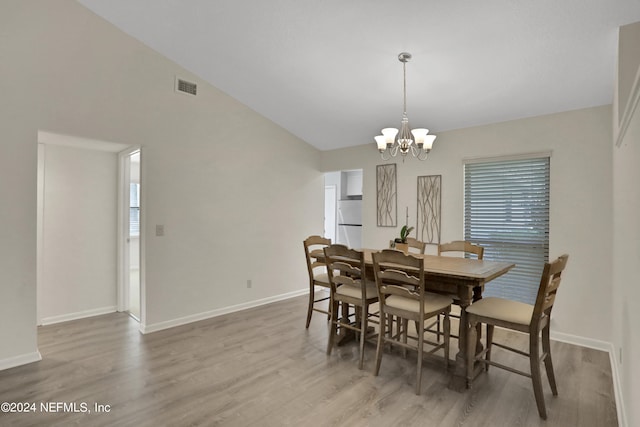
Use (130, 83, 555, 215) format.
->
(77, 0, 640, 151)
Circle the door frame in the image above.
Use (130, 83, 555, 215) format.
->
(324, 185, 337, 242)
(117, 146, 145, 327)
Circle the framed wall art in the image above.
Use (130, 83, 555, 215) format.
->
(376, 164, 397, 227)
(416, 175, 441, 244)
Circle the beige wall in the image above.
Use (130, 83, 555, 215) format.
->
(322, 105, 613, 343)
(613, 21, 640, 427)
(0, 0, 323, 366)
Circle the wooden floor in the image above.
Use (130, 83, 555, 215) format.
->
(0, 295, 618, 427)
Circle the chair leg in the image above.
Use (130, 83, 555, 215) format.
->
(394, 316, 402, 355)
(358, 305, 368, 370)
(326, 299, 339, 355)
(341, 302, 350, 337)
(529, 332, 548, 420)
(437, 314, 442, 342)
(402, 318, 408, 358)
(484, 324, 494, 372)
(443, 311, 450, 369)
(386, 313, 394, 352)
(305, 284, 314, 328)
(466, 317, 478, 384)
(416, 316, 424, 395)
(542, 325, 558, 396)
(373, 311, 386, 376)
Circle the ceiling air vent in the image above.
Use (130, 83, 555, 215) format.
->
(175, 77, 197, 96)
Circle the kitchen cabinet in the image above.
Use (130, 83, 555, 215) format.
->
(342, 170, 363, 198)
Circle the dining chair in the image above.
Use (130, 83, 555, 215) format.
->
(406, 237, 427, 254)
(466, 254, 569, 420)
(388, 237, 426, 254)
(324, 244, 378, 369)
(372, 249, 452, 395)
(303, 235, 332, 328)
(438, 240, 484, 259)
(428, 240, 485, 340)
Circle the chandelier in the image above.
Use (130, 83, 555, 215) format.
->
(375, 52, 436, 161)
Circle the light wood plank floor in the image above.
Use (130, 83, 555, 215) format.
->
(0, 295, 617, 427)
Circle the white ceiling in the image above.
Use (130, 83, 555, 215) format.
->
(77, 0, 640, 151)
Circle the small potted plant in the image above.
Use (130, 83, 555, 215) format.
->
(393, 225, 414, 253)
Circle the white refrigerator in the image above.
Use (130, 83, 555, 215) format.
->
(336, 199, 362, 248)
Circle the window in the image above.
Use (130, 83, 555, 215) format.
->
(129, 183, 140, 237)
(464, 155, 550, 304)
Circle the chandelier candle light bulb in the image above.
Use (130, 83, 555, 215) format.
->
(375, 52, 436, 161)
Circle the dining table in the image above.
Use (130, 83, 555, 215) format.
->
(314, 247, 515, 391)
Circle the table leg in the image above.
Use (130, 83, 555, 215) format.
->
(449, 308, 470, 391)
(448, 286, 471, 391)
(472, 285, 484, 354)
(336, 301, 351, 345)
(448, 286, 485, 391)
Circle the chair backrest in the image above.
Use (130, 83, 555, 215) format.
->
(303, 235, 331, 280)
(438, 240, 484, 260)
(532, 254, 569, 325)
(406, 237, 427, 254)
(323, 244, 366, 299)
(388, 237, 426, 254)
(372, 249, 425, 309)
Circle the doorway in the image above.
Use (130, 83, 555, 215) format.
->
(324, 169, 362, 247)
(324, 185, 337, 242)
(119, 148, 142, 321)
(36, 131, 130, 326)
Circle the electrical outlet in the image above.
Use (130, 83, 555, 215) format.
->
(247, 279, 252, 289)
(155, 225, 164, 237)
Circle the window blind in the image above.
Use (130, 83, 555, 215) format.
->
(129, 183, 140, 237)
(464, 156, 550, 304)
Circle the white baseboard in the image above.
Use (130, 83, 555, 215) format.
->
(550, 330, 612, 352)
(40, 306, 117, 326)
(0, 351, 42, 371)
(141, 288, 308, 334)
(551, 331, 626, 427)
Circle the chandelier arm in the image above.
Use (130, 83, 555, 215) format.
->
(390, 143, 399, 157)
(409, 144, 429, 160)
(380, 150, 392, 161)
(416, 150, 430, 161)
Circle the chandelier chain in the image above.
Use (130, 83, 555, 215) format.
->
(403, 60, 407, 115)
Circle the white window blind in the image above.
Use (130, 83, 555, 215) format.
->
(129, 183, 140, 237)
(464, 156, 550, 304)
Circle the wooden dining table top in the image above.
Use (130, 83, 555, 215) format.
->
(313, 248, 514, 284)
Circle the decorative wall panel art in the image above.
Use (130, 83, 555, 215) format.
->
(376, 164, 397, 227)
(416, 175, 441, 244)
